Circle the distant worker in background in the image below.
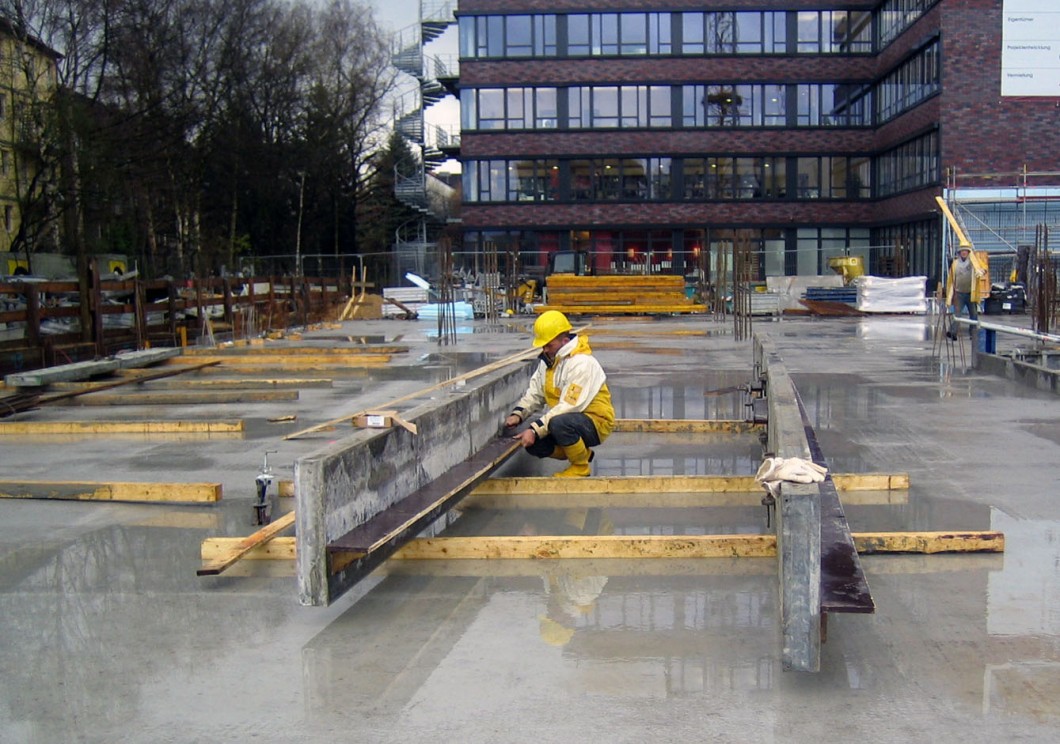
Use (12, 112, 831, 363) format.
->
(505, 310, 615, 477)
(945, 246, 987, 340)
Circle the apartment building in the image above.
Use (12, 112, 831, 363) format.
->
(454, 0, 1060, 288)
(0, 18, 61, 256)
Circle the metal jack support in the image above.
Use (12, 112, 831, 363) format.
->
(254, 450, 278, 525)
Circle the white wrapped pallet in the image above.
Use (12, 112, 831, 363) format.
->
(382, 287, 429, 317)
(856, 276, 928, 313)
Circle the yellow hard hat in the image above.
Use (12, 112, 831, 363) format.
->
(532, 310, 573, 348)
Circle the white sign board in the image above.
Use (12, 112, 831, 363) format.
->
(1001, 0, 1060, 96)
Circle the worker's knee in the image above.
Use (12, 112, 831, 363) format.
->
(548, 413, 601, 448)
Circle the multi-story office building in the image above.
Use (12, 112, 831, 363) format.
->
(454, 0, 1060, 289)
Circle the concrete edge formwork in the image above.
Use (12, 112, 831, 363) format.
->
(975, 352, 1060, 395)
(294, 361, 534, 606)
(754, 334, 821, 672)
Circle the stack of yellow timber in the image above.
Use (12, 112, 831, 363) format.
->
(540, 274, 706, 315)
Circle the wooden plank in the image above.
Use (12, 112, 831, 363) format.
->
(197, 510, 296, 576)
(164, 354, 391, 366)
(202, 536, 297, 561)
(536, 304, 707, 315)
(181, 345, 408, 356)
(65, 390, 298, 406)
(462, 486, 908, 511)
(210, 530, 1005, 563)
(469, 473, 908, 496)
(546, 275, 685, 288)
(48, 378, 333, 391)
(0, 420, 244, 435)
(853, 531, 1004, 554)
(612, 418, 762, 434)
(392, 534, 776, 560)
(0, 480, 221, 503)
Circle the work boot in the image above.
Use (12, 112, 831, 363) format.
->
(555, 438, 592, 477)
(548, 445, 566, 460)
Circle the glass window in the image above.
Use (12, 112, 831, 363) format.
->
(682, 12, 705, 54)
(568, 15, 590, 55)
(762, 85, 786, 126)
(507, 15, 533, 57)
(622, 13, 648, 54)
(505, 89, 527, 129)
(571, 159, 593, 200)
(485, 16, 504, 57)
(797, 12, 822, 54)
(535, 88, 558, 129)
(536, 16, 558, 56)
(477, 89, 505, 130)
(650, 158, 672, 199)
(734, 12, 763, 54)
(683, 158, 707, 199)
(648, 86, 672, 127)
(593, 87, 620, 128)
(797, 158, 821, 199)
(599, 14, 619, 55)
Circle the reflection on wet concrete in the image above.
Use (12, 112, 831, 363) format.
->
(0, 507, 294, 740)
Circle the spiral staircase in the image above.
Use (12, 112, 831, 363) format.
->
(390, 1, 459, 280)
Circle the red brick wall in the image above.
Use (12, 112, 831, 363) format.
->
(936, 0, 1060, 185)
(456, 0, 1060, 232)
(463, 200, 875, 229)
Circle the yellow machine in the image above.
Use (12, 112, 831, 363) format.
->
(827, 255, 865, 284)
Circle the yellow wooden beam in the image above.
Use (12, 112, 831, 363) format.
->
(853, 531, 1004, 554)
(206, 529, 1000, 563)
(208, 530, 1003, 563)
(0, 480, 222, 503)
(166, 354, 391, 366)
(183, 346, 407, 356)
(68, 390, 298, 406)
(537, 305, 706, 315)
(202, 536, 297, 561)
(49, 378, 333, 391)
(469, 473, 909, 496)
(612, 418, 761, 434)
(197, 510, 296, 575)
(462, 489, 908, 510)
(0, 420, 244, 435)
(392, 534, 776, 559)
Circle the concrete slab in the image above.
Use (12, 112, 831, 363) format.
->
(0, 313, 1058, 741)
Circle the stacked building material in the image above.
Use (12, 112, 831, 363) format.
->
(540, 274, 706, 315)
(856, 276, 927, 313)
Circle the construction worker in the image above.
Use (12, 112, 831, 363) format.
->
(505, 310, 615, 477)
(945, 246, 987, 339)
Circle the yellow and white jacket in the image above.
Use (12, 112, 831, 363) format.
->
(510, 334, 615, 441)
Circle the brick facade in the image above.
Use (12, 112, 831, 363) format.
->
(455, 0, 1060, 276)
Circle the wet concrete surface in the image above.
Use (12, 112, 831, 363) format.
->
(1, 314, 1058, 742)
